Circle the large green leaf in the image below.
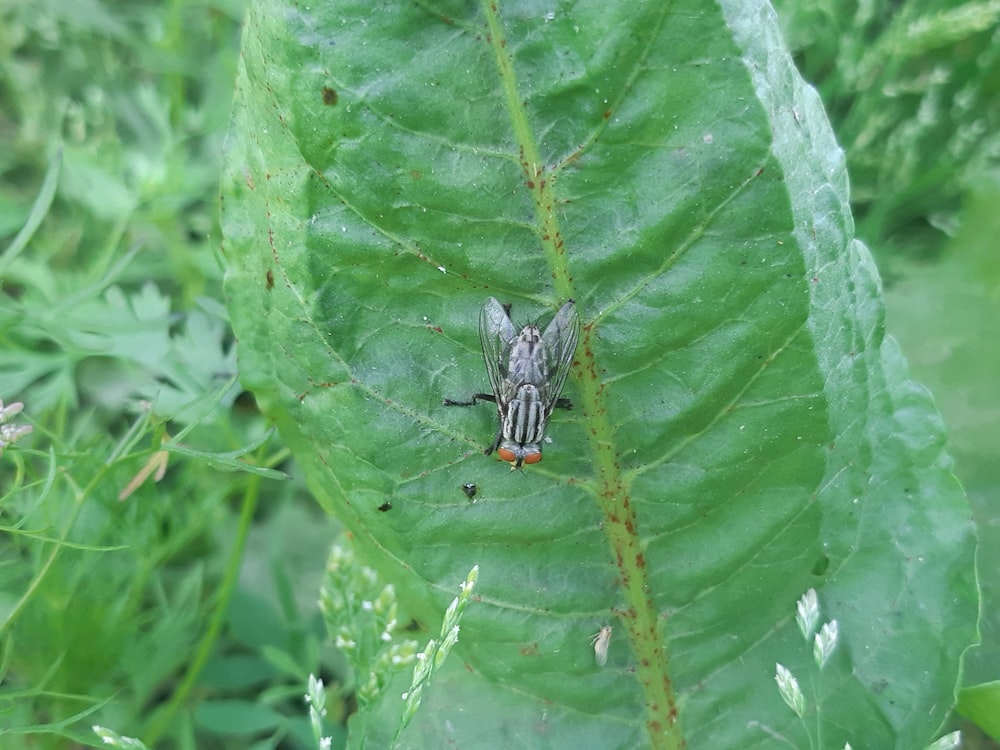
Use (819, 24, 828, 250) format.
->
(220, 0, 977, 747)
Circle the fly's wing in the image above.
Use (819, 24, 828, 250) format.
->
(539, 299, 580, 414)
(479, 297, 518, 403)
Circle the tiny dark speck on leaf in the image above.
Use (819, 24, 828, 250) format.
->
(462, 483, 478, 499)
(811, 554, 830, 576)
(378, 501, 392, 512)
(265, 269, 274, 289)
(322, 86, 338, 106)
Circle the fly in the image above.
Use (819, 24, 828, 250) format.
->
(444, 297, 580, 468)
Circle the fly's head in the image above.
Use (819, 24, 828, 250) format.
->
(497, 440, 542, 469)
(515, 323, 543, 347)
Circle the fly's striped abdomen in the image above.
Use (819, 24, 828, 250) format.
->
(503, 384, 546, 445)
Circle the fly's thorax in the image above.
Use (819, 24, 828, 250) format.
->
(505, 325, 550, 387)
(502, 384, 547, 444)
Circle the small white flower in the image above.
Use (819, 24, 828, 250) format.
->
(796, 588, 819, 639)
(0, 400, 24, 420)
(334, 634, 356, 650)
(0, 399, 31, 455)
(813, 620, 839, 669)
(775, 663, 806, 718)
(924, 730, 961, 750)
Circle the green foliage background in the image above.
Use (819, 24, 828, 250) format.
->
(0, 0, 997, 748)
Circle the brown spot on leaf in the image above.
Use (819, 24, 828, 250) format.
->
(322, 86, 338, 106)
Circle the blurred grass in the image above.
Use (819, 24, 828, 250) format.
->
(0, 0, 997, 747)
(0, 1, 342, 748)
(772, 0, 1000, 269)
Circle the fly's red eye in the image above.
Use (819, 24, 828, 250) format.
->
(523, 451, 542, 465)
(497, 447, 517, 463)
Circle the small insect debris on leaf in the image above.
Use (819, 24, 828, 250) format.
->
(591, 625, 612, 666)
(461, 482, 478, 499)
(377, 501, 392, 512)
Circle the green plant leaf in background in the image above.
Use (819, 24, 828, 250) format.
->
(220, 0, 977, 747)
(885, 181, 1000, 745)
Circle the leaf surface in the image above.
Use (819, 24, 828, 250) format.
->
(220, 0, 977, 747)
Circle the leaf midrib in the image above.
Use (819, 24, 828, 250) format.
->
(480, 2, 681, 747)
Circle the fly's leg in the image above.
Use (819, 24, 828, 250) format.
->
(442, 393, 497, 407)
(485, 424, 503, 456)
(443, 393, 502, 455)
(554, 397, 573, 410)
